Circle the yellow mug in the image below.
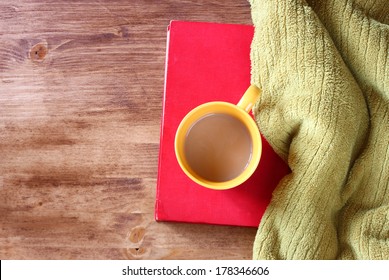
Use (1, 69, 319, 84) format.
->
(175, 85, 262, 190)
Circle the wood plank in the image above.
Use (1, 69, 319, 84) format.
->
(0, 0, 254, 260)
(0, 211, 256, 259)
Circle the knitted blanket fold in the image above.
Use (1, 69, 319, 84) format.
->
(249, 0, 388, 259)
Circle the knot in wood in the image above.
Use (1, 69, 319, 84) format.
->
(30, 43, 48, 62)
(128, 227, 146, 243)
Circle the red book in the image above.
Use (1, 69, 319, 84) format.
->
(155, 20, 290, 227)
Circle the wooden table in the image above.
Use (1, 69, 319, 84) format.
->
(0, 0, 256, 259)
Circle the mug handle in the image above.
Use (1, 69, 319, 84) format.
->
(237, 84, 261, 113)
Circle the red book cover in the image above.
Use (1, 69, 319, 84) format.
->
(155, 20, 290, 227)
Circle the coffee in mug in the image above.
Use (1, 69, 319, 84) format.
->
(184, 113, 253, 182)
(175, 84, 262, 190)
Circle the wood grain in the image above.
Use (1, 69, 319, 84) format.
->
(0, 0, 255, 259)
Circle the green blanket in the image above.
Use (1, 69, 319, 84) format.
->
(250, 0, 388, 259)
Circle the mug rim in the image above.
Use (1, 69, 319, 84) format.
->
(175, 101, 262, 190)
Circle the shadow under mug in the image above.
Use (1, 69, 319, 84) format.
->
(175, 85, 262, 190)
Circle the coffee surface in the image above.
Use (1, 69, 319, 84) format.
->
(184, 113, 252, 182)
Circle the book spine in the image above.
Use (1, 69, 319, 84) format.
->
(154, 22, 172, 221)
